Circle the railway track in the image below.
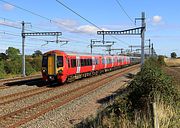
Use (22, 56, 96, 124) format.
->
(0, 64, 139, 128)
(0, 87, 53, 105)
(0, 85, 10, 90)
(0, 74, 41, 86)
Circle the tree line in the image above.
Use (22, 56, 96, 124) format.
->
(0, 47, 42, 78)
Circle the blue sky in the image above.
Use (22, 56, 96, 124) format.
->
(0, 0, 180, 57)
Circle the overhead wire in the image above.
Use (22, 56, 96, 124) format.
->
(55, 0, 130, 46)
(0, 0, 130, 48)
(0, 18, 35, 32)
(55, 0, 102, 30)
(0, 0, 72, 28)
(115, 0, 134, 24)
(0, 0, 104, 46)
(0, 21, 90, 48)
(0, 37, 45, 48)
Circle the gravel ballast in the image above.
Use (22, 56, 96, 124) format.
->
(19, 69, 139, 128)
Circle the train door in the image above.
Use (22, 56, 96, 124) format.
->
(76, 56, 80, 73)
(104, 56, 107, 68)
(111, 57, 114, 67)
(48, 54, 56, 75)
(92, 56, 95, 71)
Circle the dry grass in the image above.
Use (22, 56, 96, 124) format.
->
(156, 98, 175, 128)
(164, 58, 180, 67)
(163, 66, 180, 91)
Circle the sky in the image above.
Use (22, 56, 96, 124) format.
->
(0, 0, 180, 57)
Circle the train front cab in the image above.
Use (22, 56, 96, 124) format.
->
(42, 53, 67, 83)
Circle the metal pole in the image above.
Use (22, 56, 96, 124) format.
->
(141, 12, 145, 67)
(21, 21, 26, 77)
(108, 46, 111, 55)
(121, 49, 123, 54)
(90, 39, 93, 54)
(56, 34, 58, 43)
(102, 32, 105, 44)
(130, 45, 132, 52)
(148, 39, 151, 57)
(151, 43, 154, 56)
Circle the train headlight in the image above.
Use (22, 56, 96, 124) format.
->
(42, 69, 46, 73)
(58, 69, 63, 74)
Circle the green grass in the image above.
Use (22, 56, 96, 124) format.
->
(74, 57, 180, 128)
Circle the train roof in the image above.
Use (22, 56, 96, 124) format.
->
(43, 50, 139, 58)
(43, 50, 102, 56)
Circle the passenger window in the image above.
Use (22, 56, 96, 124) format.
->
(42, 56, 47, 67)
(90, 59, 92, 65)
(85, 59, 88, 66)
(81, 59, 85, 66)
(71, 59, 76, 67)
(102, 58, 105, 64)
(57, 56, 63, 67)
(68, 59, 71, 68)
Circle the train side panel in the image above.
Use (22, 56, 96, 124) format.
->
(42, 50, 140, 84)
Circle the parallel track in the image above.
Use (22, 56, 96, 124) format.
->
(0, 65, 139, 128)
(0, 86, 10, 90)
(0, 87, 53, 105)
(0, 74, 41, 85)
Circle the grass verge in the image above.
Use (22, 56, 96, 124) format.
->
(74, 57, 180, 128)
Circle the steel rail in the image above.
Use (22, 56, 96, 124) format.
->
(0, 87, 53, 105)
(0, 74, 41, 85)
(0, 65, 139, 128)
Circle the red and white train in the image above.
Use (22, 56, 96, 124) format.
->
(42, 50, 140, 83)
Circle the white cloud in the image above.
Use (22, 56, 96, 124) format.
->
(2, 3, 14, 11)
(73, 25, 100, 34)
(54, 18, 108, 35)
(54, 19, 78, 31)
(152, 15, 162, 24)
(0, 20, 20, 28)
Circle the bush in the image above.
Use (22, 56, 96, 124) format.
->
(30, 56, 42, 72)
(74, 58, 179, 128)
(157, 55, 166, 66)
(128, 58, 178, 110)
(0, 60, 6, 78)
(4, 59, 22, 74)
(25, 61, 36, 75)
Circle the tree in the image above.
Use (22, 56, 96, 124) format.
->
(0, 60, 5, 78)
(171, 52, 177, 58)
(4, 47, 21, 74)
(4, 59, 22, 74)
(6, 47, 20, 60)
(32, 50, 42, 58)
(0, 53, 7, 60)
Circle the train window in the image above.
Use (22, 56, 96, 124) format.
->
(81, 59, 85, 66)
(107, 58, 110, 64)
(57, 56, 63, 67)
(87, 59, 90, 66)
(85, 59, 88, 66)
(90, 59, 92, 65)
(95, 59, 98, 65)
(68, 59, 71, 68)
(109, 58, 112, 64)
(83, 59, 86, 66)
(102, 58, 105, 64)
(42, 56, 47, 67)
(71, 59, 76, 67)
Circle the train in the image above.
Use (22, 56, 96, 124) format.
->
(41, 50, 140, 83)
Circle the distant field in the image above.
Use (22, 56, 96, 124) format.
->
(164, 58, 180, 67)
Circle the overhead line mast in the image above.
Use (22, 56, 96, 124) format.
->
(21, 21, 62, 77)
(97, 12, 146, 68)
